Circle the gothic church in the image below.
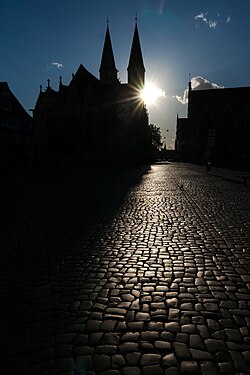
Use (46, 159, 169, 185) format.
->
(33, 21, 151, 165)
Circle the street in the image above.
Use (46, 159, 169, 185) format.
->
(1, 162, 250, 374)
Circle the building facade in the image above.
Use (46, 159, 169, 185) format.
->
(0, 82, 33, 168)
(33, 22, 151, 165)
(176, 85, 250, 170)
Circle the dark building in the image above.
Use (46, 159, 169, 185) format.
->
(176, 84, 250, 170)
(0, 82, 33, 168)
(175, 115, 189, 162)
(33, 22, 151, 165)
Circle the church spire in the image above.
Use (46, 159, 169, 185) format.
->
(99, 20, 118, 85)
(127, 20, 145, 89)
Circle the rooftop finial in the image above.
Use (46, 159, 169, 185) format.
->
(107, 15, 109, 25)
(59, 76, 62, 89)
(39, 85, 42, 93)
(47, 79, 50, 89)
(188, 73, 192, 92)
(135, 12, 138, 23)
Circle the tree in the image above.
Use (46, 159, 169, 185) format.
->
(149, 124, 163, 161)
(149, 124, 162, 150)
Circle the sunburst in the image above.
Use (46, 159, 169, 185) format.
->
(140, 83, 166, 105)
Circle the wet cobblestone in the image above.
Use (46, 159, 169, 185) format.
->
(1, 163, 250, 374)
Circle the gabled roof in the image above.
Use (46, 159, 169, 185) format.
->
(0, 81, 33, 121)
(0, 81, 11, 96)
(69, 64, 103, 94)
(71, 64, 100, 84)
(0, 82, 8, 89)
(68, 64, 113, 105)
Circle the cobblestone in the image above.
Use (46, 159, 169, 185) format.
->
(1, 163, 250, 373)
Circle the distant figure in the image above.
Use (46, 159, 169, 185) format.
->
(206, 161, 211, 174)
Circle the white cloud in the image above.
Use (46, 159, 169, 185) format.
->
(195, 12, 207, 22)
(175, 90, 189, 105)
(175, 76, 224, 105)
(52, 62, 63, 69)
(195, 9, 231, 28)
(208, 20, 218, 29)
(194, 11, 218, 29)
(191, 76, 224, 90)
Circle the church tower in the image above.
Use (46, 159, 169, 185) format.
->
(99, 22, 118, 85)
(127, 20, 145, 89)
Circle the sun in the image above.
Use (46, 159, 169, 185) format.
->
(140, 83, 166, 105)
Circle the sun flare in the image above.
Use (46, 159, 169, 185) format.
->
(140, 83, 166, 105)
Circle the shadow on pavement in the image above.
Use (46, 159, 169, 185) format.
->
(0, 163, 151, 226)
(0, 163, 151, 373)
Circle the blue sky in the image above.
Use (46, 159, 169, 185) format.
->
(1, 0, 250, 148)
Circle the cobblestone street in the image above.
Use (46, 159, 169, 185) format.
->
(1, 162, 250, 375)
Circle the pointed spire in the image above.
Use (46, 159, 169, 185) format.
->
(128, 20, 145, 89)
(99, 21, 118, 85)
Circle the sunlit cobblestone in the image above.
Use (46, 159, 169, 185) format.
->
(1, 163, 250, 374)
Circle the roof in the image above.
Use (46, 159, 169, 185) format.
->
(191, 86, 250, 95)
(99, 24, 117, 73)
(128, 23, 145, 72)
(190, 86, 250, 109)
(0, 81, 33, 122)
(69, 64, 107, 102)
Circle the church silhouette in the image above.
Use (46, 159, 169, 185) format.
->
(33, 21, 152, 165)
